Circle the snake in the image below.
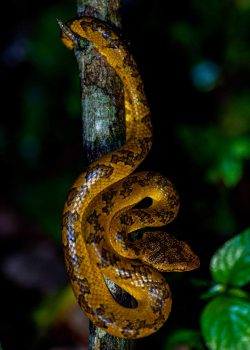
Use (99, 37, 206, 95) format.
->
(60, 16, 200, 339)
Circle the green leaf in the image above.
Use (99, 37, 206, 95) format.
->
(201, 296, 250, 350)
(210, 228, 250, 287)
(164, 329, 205, 350)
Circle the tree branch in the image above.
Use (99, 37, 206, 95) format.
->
(73, 0, 134, 349)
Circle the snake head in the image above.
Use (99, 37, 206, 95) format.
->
(136, 231, 200, 272)
(57, 18, 89, 50)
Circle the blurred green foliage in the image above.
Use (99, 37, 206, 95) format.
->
(33, 286, 76, 331)
(2, 0, 250, 349)
(165, 1, 250, 349)
(171, 0, 250, 192)
(164, 329, 205, 350)
(17, 4, 81, 241)
(178, 93, 250, 187)
(12, 0, 250, 241)
(21, 176, 73, 240)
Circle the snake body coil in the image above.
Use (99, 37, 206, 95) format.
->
(61, 17, 199, 339)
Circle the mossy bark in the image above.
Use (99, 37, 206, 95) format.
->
(73, 0, 134, 349)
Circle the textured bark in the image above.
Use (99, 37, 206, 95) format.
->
(76, 0, 125, 164)
(73, 0, 134, 349)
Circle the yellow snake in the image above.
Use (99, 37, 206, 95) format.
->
(60, 17, 199, 339)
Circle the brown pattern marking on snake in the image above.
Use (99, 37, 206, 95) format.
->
(114, 228, 133, 254)
(119, 175, 139, 199)
(60, 16, 200, 339)
(119, 212, 135, 227)
(136, 137, 153, 161)
(154, 209, 177, 224)
(121, 319, 147, 338)
(76, 276, 91, 294)
(123, 51, 139, 75)
(85, 163, 114, 182)
(101, 188, 118, 215)
(115, 228, 126, 243)
(80, 17, 117, 45)
(94, 304, 117, 325)
(111, 150, 137, 167)
(118, 171, 159, 199)
(137, 171, 156, 186)
(66, 187, 79, 206)
(86, 210, 105, 244)
(122, 53, 148, 106)
(105, 260, 154, 281)
(62, 210, 80, 227)
(120, 172, 154, 199)
(66, 185, 90, 207)
(155, 175, 175, 190)
(130, 263, 153, 277)
(78, 294, 117, 329)
(98, 246, 121, 268)
(147, 279, 171, 301)
(110, 138, 151, 167)
(78, 294, 96, 316)
(120, 304, 169, 338)
(141, 113, 153, 131)
(105, 36, 121, 50)
(135, 210, 155, 224)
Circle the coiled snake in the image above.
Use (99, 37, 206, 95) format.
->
(60, 17, 199, 339)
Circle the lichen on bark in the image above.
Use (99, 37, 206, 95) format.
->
(72, 0, 135, 349)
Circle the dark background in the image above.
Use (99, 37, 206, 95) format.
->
(1, 0, 250, 349)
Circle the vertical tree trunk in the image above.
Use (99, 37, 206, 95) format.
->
(73, 1, 135, 349)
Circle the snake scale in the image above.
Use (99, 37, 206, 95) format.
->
(60, 17, 200, 339)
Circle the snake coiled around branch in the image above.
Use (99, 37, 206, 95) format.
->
(60, 17, 199, 339)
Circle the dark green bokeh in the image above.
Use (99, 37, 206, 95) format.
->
(1, 0, 250, 349)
